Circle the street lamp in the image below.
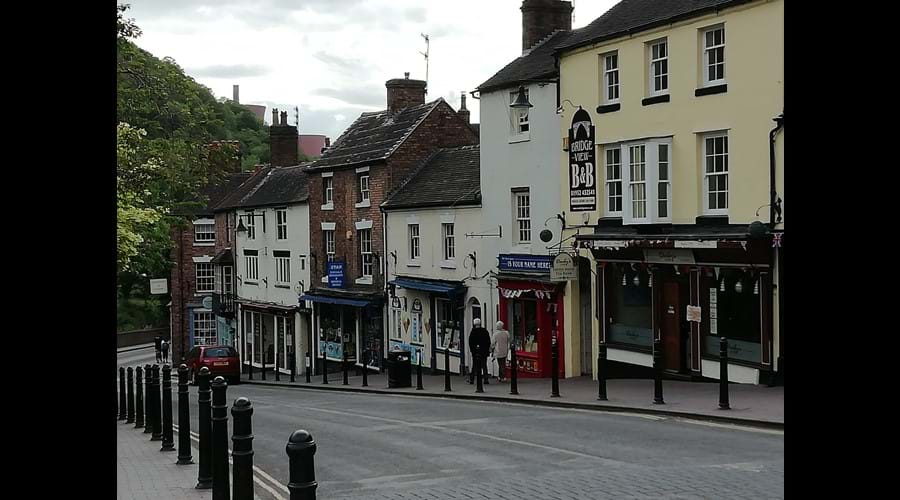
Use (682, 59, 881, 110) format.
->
(510, 86, 533, 109)
(235, 212, 266, 234)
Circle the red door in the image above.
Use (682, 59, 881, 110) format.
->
(661, 282, 682, 371)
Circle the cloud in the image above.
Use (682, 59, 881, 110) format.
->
(310, 87, 384, 108)
(404, 7, 427, 23)
(187, 64, 269, 78)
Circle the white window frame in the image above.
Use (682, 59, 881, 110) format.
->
(514, 189, 531, 244)
(649, 39, 669, 96)
(322, 174, 334, 210)
(276, 209, 288, 240)
(703, 132, 729, 215)
(359, 228, 373, 279)
(612, 137, 673, 225)
(442, 223, 455, 263)
(657, 143, 671, 219)
(244, 249, 259, 283)
(602, 52, 620, 103)
(702, 25, 726, 86)
(408, 223, 420, 263)
(244, 211, 256, 239)
(274, 251, 291, 286)
(193, 219, 215, 245)
(356, 172, 371, 208)
(509, 88, 530, 141)
(323, 229, 336, 264)
(223, 265, 233, 295)
(195, 262, 214, 293)
(192, 309, 217, 346)
(391, 306, 403, 340)
(604, 146, 623, 216)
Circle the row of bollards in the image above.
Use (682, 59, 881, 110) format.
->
(119, 361, 320, 499)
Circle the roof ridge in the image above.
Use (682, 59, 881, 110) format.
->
(383, 148, 442, 205)
(523, 28, 567, 55)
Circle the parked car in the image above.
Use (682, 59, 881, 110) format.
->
(185, 345, 240, 385)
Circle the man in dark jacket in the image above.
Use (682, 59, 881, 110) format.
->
(154, 336, 162, 363)
(467, 318, 491, 384)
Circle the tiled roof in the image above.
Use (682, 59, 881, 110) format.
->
(476, 30, 576, 93)
(382, 145, 480, 210)
(553, 0, 753, 53)
(213, 164, 311, 211)
(305, 99, 444, 171)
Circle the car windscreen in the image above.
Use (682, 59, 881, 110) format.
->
(204, 348, 237, 358)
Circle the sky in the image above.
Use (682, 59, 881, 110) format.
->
(125, 0, 618, 141)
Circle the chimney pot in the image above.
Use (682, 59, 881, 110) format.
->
(385, 75, 427, 113)
(271, 108, 278, 125)
(404, 72, 410, 79)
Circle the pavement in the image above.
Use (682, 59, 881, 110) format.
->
(238, 368, 784, 429)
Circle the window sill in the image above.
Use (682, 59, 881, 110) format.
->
(509, 135, 530, 144)
(440, 261, 457, 269)
(596, 103, 620, 114)
(355, 200, 371, 209)
(244, 281, 258, 286)
(407, 261, 421, 267)
(355, 277, 374, 285)
(321, 204, 334, 211)
(274, 284, 290, 289)
(193, 242, 215, 246)
(695, 215, 729, 226)
(642, 94, 670, 106)
(194, 292, 214, 296)
(695, 83, 727, 96)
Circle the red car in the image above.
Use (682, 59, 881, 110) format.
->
(185, 345, 241, 385)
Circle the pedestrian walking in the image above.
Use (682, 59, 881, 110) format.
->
(154, 336, 163, 363)
(491, 321, 510, 383)
(161, 339, 169, 363)
(467, 318, 491, 385)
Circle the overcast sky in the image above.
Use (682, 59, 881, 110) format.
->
(125, 0, 618, 140)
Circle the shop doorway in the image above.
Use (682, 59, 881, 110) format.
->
(659, 273, 691, 373)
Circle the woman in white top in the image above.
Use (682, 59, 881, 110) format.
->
(491, 321, 510, 383)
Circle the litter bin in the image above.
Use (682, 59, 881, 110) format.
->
(387, 349, 412, 388)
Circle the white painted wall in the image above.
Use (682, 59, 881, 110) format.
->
(701, 359, 759, 385)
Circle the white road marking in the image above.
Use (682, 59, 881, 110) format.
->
(673, 417, 784, 435)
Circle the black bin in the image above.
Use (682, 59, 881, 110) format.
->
(387, 350, 412, 388)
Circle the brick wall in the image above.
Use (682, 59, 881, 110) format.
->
(521, 0, 572, 52)
(169, 220, 219, 362)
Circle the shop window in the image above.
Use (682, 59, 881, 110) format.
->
(607, 265, 653, 347)
(361, 306, 382, 369)
(705, 269, 761, 363)
(192, 310, 216, 346)
(318, 303, 346, 361)
(436, 298, 460, 351)
(510, 298, 539, 353)
(391, 306, 403, 341)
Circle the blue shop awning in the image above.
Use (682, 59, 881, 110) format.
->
(390, 277, 465, 296)
(299, 294, 372, 307)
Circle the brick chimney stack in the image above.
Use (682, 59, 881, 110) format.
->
(521, 0, 573, 53)
(233, 84, 240, 104)
(458, 92, 470, 124)
(386, 72, 427, 113)
(269, 107, 299, 167)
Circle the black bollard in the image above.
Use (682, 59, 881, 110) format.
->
(126, 367, 135, 423)
(118, 367, 127, 421)
(290, 349, 296, 383)
(276, 355, 281, 381)
(177, 364, 194, 465)
(286, 430, 318, 500)
(262, 351, 266, 381)
(151, 364, 163, 441)
(211, 376, 231, 500)
(161, 364, 176, 452)
(362, 350, 368, 387)
(550, 337, 560, 398)
(231, 397, 254, 500)
(475, 347, 484, 393)
(143, 364, 153, 434)
(719, 337, 730, 410)
(322, 353, 328, 384)
(653, 339, 665, 404)
(305, 351, 311, 383)
(196, 367, 213, 489)
(342, 349, 349, 385)
(416, 354, 423, 390)
(135, 366, 145, 429)
(444, 343, 451, 392)
(248, 357, 254, 380)
(597, 342, 608, 401)
(509, 339, 518, 395)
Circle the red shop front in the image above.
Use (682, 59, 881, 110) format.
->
(497, 277, 566, 379)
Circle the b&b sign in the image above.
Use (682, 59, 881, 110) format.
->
(569, 107, 596, 212)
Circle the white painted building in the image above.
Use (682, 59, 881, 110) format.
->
(381, 145, 489, 375)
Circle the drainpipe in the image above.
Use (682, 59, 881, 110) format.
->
(768, 113, 784, 227)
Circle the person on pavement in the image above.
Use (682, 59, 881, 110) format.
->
(160, 339, 169, 364)
(154, 336, 162, 363)
(467, 318, 491, 385)
(492, 321, 510, 383)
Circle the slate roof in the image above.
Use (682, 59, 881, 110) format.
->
(477, 30, 576, 93)
(382, 145, 480, 210)
(213, 164, 311, 211)
(553, 0, 753, 53)
(305, 99, 445, 171)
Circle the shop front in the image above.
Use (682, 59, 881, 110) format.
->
(301, 289, 384, 374)
(237, 301, 301, 376)
(387, 276, 468, 375)
(496, 254, 566, 379)
(579, 231, 776, 385)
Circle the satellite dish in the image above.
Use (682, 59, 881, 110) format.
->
(539, 229, 554, 243)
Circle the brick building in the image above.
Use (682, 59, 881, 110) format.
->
(301, 74, 478, 373)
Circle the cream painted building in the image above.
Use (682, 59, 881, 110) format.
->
(554, 0, 784, 385)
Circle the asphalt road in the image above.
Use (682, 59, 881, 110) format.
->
(119, 348, 785, 499)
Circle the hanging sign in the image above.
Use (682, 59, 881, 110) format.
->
(568, 107, 596, 212)
(499, 254, 551, 273)
(550, 253, 578, 281)
(150, 279, 168, 294)
(643, 249, 696, 265)
(412, 299, 423, 313)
